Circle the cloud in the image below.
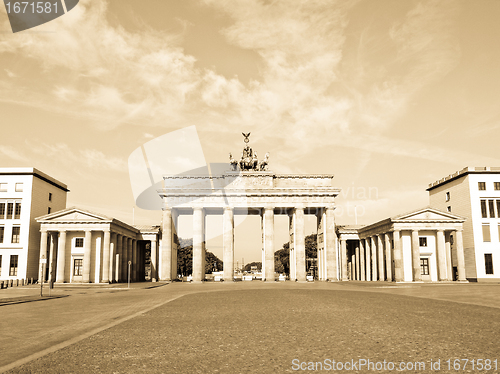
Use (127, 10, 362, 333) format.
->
(4, 69, 16, 78)
(0, 145, 29, 162)
(28, 142, 127, 172)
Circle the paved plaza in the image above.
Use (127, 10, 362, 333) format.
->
(1, 282, 500, 373)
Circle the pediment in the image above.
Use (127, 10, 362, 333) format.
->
(393, 208, 464, 222)
(37, 207, 111, 222)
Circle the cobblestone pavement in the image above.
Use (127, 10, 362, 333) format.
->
(1, 282, 500, 373)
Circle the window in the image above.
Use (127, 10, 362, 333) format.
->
(11, 227, 20, 244)
(0, 183, 7, 192)
(0, 226, 3, 243)
(478, 182, 486, 190)
(420, 258, 429, 275)
(47, 207, 51, 214)
(48, 193, 52, 201)
(484, 254, 494, 275)
(447, 206, 452, 212)
(419, 237, 427, 247)
(14, 202, 21, 219)
(445, 192, 450, 202)
(9, 255, 18, 276)
(6, 203, 13, 219)
(75, 238, 84, 247)
(73, 259, 83, 276)
(489, 200, 496, 218)
(15, 183, 23, 192)
(0, 202, 4, 218)
(482, 224, 491, 242)
(481, 200, 488, 218)
(495, 182, 500, 191)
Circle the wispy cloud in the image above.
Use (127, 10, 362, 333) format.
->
(0, 145, 29, 162)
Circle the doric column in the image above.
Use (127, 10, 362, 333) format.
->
(102, 230, 111, 283)
(355, 245, 360, 281)
(132, 239, 137, 282)
(223, 207, 234, 282)
(82, 230, 92, 283)
(109, 233, 116, 283)
(116, 234, 122, 282)
(39, 229, 48, 282)
(445, 232, 453, 281)
(161, 208, 173, 281)
(393, 230, 403, 282)
(377, 235, 384, 281)
(316, 211, 324, 281)
(384, 233, 392, 282)
(359, 239, 365, 281)
(350, 253, 355, 280)
(371, 236, 378, 281)
(290, 211, 296, 280)
(121, 236, 128, 282)
(48, 232, 57, 283)
(325, 207, 337, 281)
(56, 231, 67, 283)
(193, 207, 205, 283)
(341, 239, 348, 281)
(455, 229, 467, 281)
(436, 230, 447, 281)
(150, 237, 157, 281)
(365, 238, 371, 281)
(295, 207, 306, 282)
(171, 210, 179, 280)
(411, 230, 421, 282)
(262, 207, 275, 281)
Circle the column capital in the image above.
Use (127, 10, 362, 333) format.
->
(223, 206, 234, 212)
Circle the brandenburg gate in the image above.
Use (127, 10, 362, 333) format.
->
(157, 134, 341, 283)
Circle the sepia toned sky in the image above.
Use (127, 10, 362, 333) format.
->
(1, 0, 500, 262)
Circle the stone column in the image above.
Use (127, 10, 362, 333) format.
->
(48, 232, 57, 283)
(341, 239, 348, 281)
(39, 230, 48, 282)
(102, 230, 111, 283)
(411, 230, 421, 282)
(223, 207, 234, 282)
(82, 230, 92, 283)
(171, 210, 179, 280)
(295, 207, 306, 282)
(289, 211, 296, 281)
(436, 229, 447, 281)
(393, 230, 403, 282)
(455, 229, 467, 281)
(370, 236, 378, 281)
(359, 239, 365, 281)
(377, 235, 384, 281)
(56, 231, 67, 283)
(350, 253, 355, 280)
(325, 207, 337, 281)
(150, 237, 157, 281)
(161, 208, 172, 281)
(384, 233, 392, 282)
(262, 207, 275, 281)
(116, 234, 122, 282)
(121, 236, 128, 282)
(109, 233, 116, 283)
(316, 211, 324, 281)
(193, 207, 205, 283)
(132, 239, 137, 282)
(365, 238, 371, 281)
(445, 232, 453, 281)
(355, 245, 360, 281)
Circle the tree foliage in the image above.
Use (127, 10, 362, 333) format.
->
(274, 234, 317, 274)
(176, 238, 223, 276)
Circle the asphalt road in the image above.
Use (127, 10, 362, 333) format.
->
(5, 286, 500, 373)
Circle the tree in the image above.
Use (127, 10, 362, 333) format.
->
(274, 234, 317, 275)
(176, 238, 222, 276)
(243, 262, 262, 272)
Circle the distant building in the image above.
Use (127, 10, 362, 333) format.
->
(0, 168, 68, 281)
(428, 166, 500, 282)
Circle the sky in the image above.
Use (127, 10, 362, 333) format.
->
(1, 0, 500, 263)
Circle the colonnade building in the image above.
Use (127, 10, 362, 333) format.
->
(6, 150, 494, 284)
